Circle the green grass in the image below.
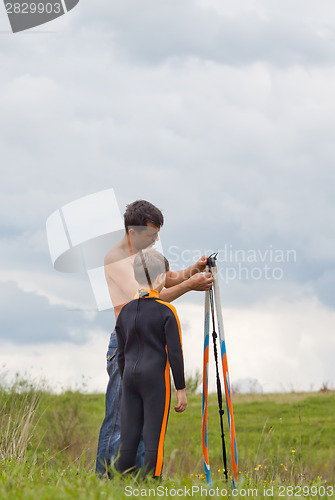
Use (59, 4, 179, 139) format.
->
(1, 381, 334, 499)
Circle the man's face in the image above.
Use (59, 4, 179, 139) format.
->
(129, 223, 160, 250)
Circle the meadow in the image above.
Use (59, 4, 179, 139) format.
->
(0, 377, 334, 499)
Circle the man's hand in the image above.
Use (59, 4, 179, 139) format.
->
(193, 254, 210, 273)
(187, 272, 213, 291)
(161, 254, 214, 301)
(174, 388, 187, 413)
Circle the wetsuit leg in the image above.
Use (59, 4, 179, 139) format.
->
(142, 366, 171, 477)
(117, 374, 144, 474)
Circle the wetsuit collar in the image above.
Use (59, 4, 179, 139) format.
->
(134, 288, 160, 299)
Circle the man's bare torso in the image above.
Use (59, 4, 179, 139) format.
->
(104, 240, 138, 321)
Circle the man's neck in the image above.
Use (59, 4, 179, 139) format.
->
(118, 234, 138, 257)
(120, 233, 142, 256)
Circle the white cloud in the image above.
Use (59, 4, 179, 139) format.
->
(0, 330, 109, 393)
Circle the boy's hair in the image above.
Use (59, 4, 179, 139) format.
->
(124, 200, 164, 233)
(133, 249, 170, 287)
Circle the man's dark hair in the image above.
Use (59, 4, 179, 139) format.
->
(134, 249, 169, 287)
(124, 200, 164, 233)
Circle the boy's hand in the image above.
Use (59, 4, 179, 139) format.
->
(174, 388, 187, 413)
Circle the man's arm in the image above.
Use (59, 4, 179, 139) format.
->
(160, 254, 213, 303)
(164, 255, 209, 288)
(160, 272, 213, 303)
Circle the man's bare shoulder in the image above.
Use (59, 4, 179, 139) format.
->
(104, 241, 129, 266)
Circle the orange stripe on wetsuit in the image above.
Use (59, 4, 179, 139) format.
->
(154, 348, 171, 476)
(154, 299, 183, 476)
(156, 300, 184, 352)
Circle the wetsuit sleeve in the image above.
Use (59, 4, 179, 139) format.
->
(164, 309, 185, 390)
(116, 320, 125, 378)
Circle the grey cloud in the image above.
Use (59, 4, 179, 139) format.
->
(73, 1, 335, 66)
(0, 231, 55, 272)
(0, 281, 112, 345)
(314, 268, 335, 309)
(0, 0, 334, 313)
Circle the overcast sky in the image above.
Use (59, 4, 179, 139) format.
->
(0, 0, 334, 393)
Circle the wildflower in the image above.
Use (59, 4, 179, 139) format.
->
(291, 448, 296, 453)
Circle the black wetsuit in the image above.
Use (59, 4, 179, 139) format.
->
(116, 289, 185, 477)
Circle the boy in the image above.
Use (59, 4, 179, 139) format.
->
(116, 248, 187, 478)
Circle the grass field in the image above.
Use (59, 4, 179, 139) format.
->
(0, 379, 334, 499)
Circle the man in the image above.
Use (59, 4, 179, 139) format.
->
(96, 200, 213, 476)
